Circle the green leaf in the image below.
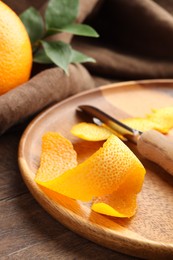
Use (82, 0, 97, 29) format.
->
(20, 7, 44, 44)
(70, 49, 96, 64)
(34, 45, 96, 66)
(45, 0, 78, 30)
(41, 41, 72, 73)
(33, 49, 53, 64)
(48, 23, 99, 37)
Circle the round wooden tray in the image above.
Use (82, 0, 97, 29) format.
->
(18, 80, 173, 259)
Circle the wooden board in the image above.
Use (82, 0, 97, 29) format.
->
(18, 79, 173, 259)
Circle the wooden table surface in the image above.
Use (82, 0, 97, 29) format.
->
(0, 127, 139, 259)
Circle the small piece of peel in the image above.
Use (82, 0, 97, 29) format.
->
(71, 122, 125, 141)
(71, 122, 112, 141)
(147, 106, 173, 133)
(121, 118, 161, 132)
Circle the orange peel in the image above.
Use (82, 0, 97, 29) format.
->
(121, 118, 160, 132)
(122, 106, 173, 134)
(71, 122, 126, 141)
(36, 134, 145, 206)
(147, 106, 173, 133)
(71, 122, 112, 141)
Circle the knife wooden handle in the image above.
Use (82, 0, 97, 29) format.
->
(137, 129, 173, 176)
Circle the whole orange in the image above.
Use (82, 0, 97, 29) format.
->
(0, 1, 32, 95)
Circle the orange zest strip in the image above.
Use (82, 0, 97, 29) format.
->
(121, 118, 161, 133)
(71, 122, 112, 141)
(36, 134, 145, 202)
(147, 106, 173, 133)
(122, 106, 173, 134)
(71, 122, 126, 141)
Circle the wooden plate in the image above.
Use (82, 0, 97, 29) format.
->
(18, 79, 173, 259)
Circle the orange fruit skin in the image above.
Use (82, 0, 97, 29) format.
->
(35, 132, 146, 217)
(71, 122, 113, 141)
(37, 134, 145, 202)
(0, 1, 32, 95)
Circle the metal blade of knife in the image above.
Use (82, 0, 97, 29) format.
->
(77, 105, 173, 176)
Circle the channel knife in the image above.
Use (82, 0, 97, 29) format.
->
(77, 105, 173, 176)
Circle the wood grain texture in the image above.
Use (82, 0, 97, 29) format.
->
(18, 80, 173, 259)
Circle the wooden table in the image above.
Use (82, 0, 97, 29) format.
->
(0, 127, 138, 259)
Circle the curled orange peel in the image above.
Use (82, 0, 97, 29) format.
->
(71, 122, 126, 141)
(146, 106, 173, 133)
(71, 122, 112, 141)
(121, 118, 161, 133)
(35, 132, 145, 217)
(122, 106, 173, 134)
